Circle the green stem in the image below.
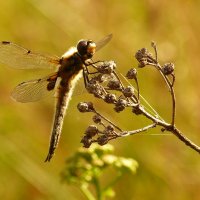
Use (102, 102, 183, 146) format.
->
(80, 184, 96, 200)
(93, 177, 103, 200)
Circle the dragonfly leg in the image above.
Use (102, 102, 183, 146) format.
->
(82, 68, 90, 88)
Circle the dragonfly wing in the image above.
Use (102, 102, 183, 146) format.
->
(11, 73, 58, 103)
(0, 41, 60, 69)
(95, 34, 113, 52)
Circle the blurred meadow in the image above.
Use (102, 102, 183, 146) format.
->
(0, 0, 200, 199)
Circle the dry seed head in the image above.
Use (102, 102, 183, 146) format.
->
(135, 48, 153, 67)
(81, 135, 92, 148)
(123, 86, 134, 97)
(151, 41, 156, 48)
(114, 99, 127, 112)
(126, 68, 137, 79)
(135, 48, 149, 60)
(97, 135, 108, 145)
(77, 102, 94, 112)
(107, 80, 121, 90)
(97, 61, 116, 74)
(104, 93, 117, 103)
(94, 74, 105, 83)
(132, 105, 143, 115)
(92, 114, 102, 124)
(85, 125, 98, 138)
(138, 59, 148, 68)
(86, 82, 105, 98)
(161, 63, 174, 75)
(89, 73, 109, 84)
(106, 125, 115, 132)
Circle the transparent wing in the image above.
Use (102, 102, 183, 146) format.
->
(0, 41, 60, 69)
(11, 73, 58, 103)
(95, 34, 113, 52)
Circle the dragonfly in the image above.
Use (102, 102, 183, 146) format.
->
(0, 34, 112, 162)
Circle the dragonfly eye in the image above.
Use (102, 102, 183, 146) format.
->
(77, 40, 96, 59)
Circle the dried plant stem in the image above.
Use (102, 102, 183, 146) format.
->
(171, 127, 200, 153)
(93, 110, 122, 132)
(150, 62, 176, 126)
(96, 104, 200, 154)
(78, 44, 200, 155)
(121, 123, 157, 137)
(137, 105, 200, 153)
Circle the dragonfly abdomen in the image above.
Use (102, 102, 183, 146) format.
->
(45, 71, 82, 162)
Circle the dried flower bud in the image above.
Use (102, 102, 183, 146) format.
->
(114, 99, 127, 112)
(97, 61, 116, 74)
(132, 105, 143, 115)
(97, 135, 108, 145)
(123, 86, 134, 97)
(77, 102, 94, 112)
(138, 59, 148, 68)
(161, 63, 174, 75)
(135, 48, 149, 60)
(89, 75, 101, 83)
(86, 82, 105, 98)
(85, 125, 98, 137)
(135, 48, 154, 67)
(104, 93, 117, 103)
(107, 80, 121, 90)
(116, 99, 127, 107)
(105, 125, 115, 134)
(94, 74, 105, 83)
(81, 135, 92, 148)
(126, 68, 137, 79)
(151, 41, 156, 48)
(92, 114, 102, 124)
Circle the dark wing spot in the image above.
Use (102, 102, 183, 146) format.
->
(2, 41, 10, 45)
(47, 80, 56, 91)
(18, 81, 26, 86)
(27, 50, 31, 54)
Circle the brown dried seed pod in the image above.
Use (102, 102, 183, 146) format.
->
(92, 114, 102, 124)
(135, 48, 153, 67)
(103, 125, 115, 135)
(107, 80, 121, 89)
(97, 135, 108, 145)
(123, 86, 134, 97)
(87, 82, 105, 98)
(81, 135, 92, 148)
(104, 93, 117, 103)
(135, 48, 150, 61)
(114, 99, 127, 112)
(126, 68, 137, 79)
(85, 125, 99, 137)
(97, 61, 116, 74)
(132, 106, 143, 115)
(106, 125, 115, 132)
(77, 102, 94, 112)
(161, 63, 174, 75)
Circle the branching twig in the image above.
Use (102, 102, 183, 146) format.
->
(77, 43, 200, 155)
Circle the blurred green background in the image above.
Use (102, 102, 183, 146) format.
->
(0, 0, 200, 199)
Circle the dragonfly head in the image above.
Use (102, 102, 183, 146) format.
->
(77, 40, 96, 60)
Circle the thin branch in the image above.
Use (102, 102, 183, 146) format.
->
(93, 110, 123, 132)
(120, 123, 157, 137)
(147, 62, 176, 126)
(78, 44, 200, 156)
(172, 127, 200, 153)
